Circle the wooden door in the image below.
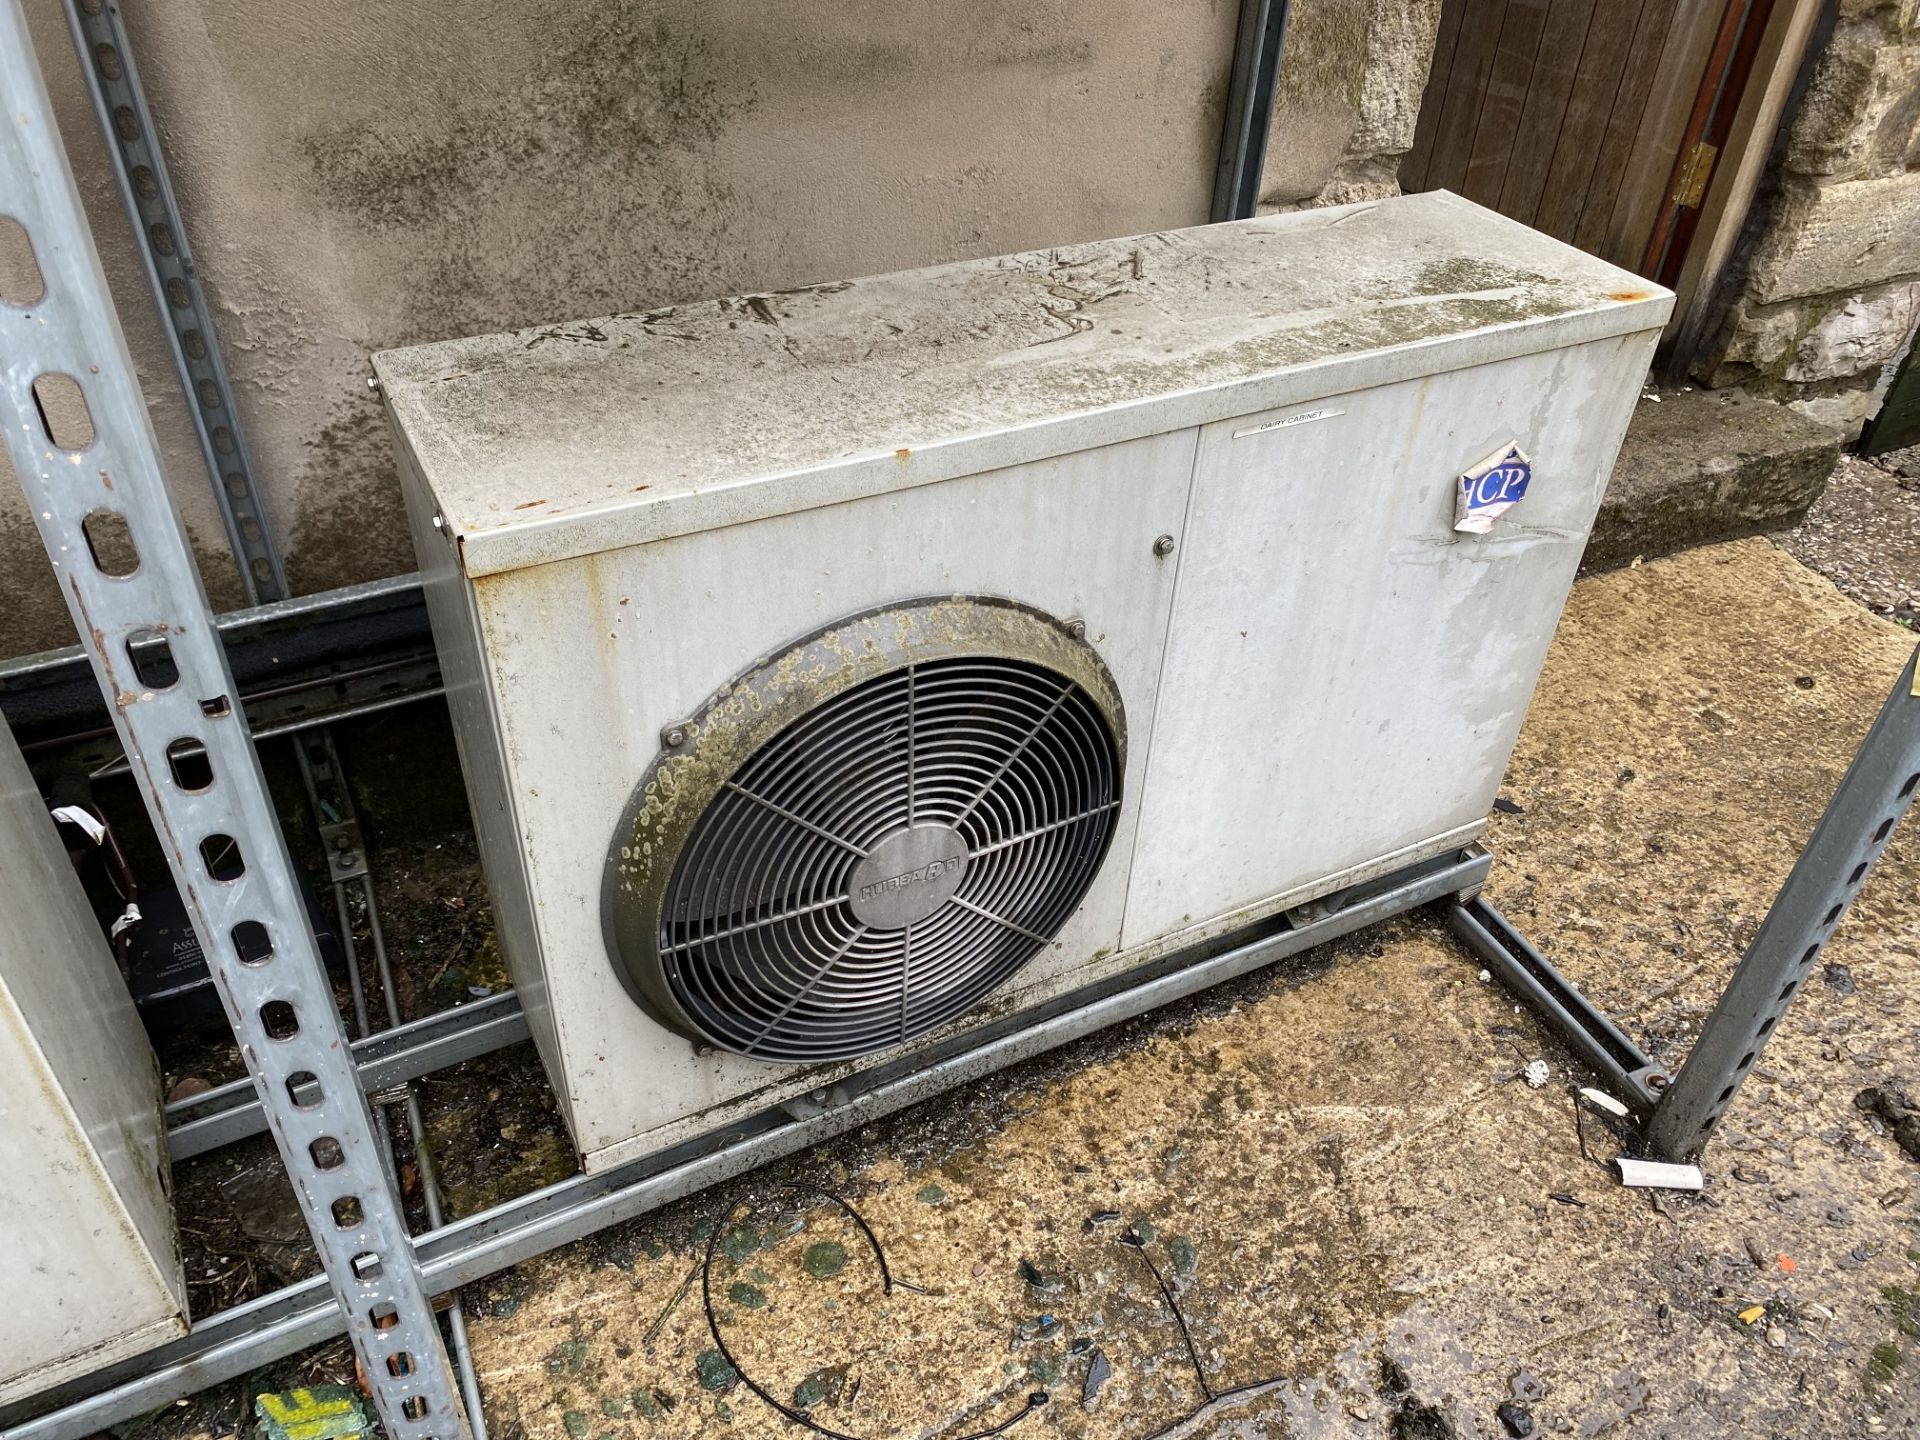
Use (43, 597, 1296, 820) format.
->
(1402, 0, 1731, 275)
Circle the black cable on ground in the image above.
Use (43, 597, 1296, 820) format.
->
(700, 1188, 1046, 1440)
(1119, 1229, 1287, 1439)
(1121, 1229, 1213, 1401)
(700, 1205, 864, 1440)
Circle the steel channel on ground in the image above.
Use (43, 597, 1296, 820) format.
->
(0, 849, 1488, 1440)
(0, 10, 467, 1435)
(167, 989, 529, 1161)
(1646, 645, 1920, 1160)
(59, 0, 285, 603)
(1446, 898, 1668, 1111)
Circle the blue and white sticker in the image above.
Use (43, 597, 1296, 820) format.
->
(1454, 442, 1532, 534)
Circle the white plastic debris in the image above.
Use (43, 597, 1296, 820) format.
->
(1578, 1087, 1630, 1118)
(1477, 968, 1492, 983)
(49, 804, 106, 843)
(1615, 1158, 1704, 1191)
(1523, 1059, 1550, 1089)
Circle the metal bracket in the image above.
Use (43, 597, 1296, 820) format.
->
(59, 0, 286, 604)
(0, 10, 466, 1434)
(1446, 898, 1669, 1112)
(166, 989, 528, 1161)
(319, 818, 370, 882)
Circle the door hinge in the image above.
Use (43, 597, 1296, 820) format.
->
(1671, 140, 1718, 211)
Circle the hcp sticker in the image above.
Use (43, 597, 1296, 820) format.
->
(1453, 442, 1532, 534)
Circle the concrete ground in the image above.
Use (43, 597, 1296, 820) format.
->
(1785, 451, 1920, 628)
(446, 536, 1920, 1440)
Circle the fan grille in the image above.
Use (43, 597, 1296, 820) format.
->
(657, 656, 1120, 1062)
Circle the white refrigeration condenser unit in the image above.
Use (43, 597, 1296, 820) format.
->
(376, 191, 1671, 1172)
(0, 717, 188, 1402)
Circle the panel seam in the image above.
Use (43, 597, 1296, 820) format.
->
(1113, 424, 1210, 948)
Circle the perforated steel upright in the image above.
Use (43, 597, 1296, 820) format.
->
(0, 7, 468, 1436)
(1645, 646, 1920, 1160)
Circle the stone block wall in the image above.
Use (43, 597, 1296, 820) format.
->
(1257, 0, 1446, 212)
(1698, 0, 1920, 435)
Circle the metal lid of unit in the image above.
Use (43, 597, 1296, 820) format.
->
(374, 190, 1672, 580)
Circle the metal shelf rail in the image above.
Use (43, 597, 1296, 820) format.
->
(48, 0, 493, 1425)
(3, 1, 1918, 1435)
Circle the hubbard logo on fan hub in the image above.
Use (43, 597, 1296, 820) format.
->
(847, 823, 972, 927)
(859, 853, 965, 903)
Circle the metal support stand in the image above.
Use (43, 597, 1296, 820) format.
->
(9, 641, 1909, 1433)
(1645, 645, 1920, 1160)
(0, 8, 468, 1436)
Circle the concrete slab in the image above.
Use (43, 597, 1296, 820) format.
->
(1585, 390, 1844, 572)
(458, 538, 1920, 1440)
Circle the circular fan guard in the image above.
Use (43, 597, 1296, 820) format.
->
(605, 603, 1122, 1064)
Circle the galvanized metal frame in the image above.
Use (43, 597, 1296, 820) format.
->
(58, 0, 285, 604)
(45, 5, 492, 1417)
(1211, 0, 1292, 222)
(0, 572, 438, 762)
(14, 640, 1918, 1437)
(1447, 898, 1669, 1110)
(1445, 644, 1920, 1159)
(1, 847, 1489, 1440)
(166, 989, 529, 1162)
(0, 8, 466, 1436)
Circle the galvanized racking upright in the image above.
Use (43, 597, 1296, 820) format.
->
(0, 5, 469, 1436)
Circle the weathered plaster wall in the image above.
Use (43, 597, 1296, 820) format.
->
(1698, 0, 1920, 434)
(1257, 0, 1444, 211)
(1, 0, 1241, 658)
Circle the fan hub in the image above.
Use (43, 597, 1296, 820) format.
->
(847, 824, 970, 928)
